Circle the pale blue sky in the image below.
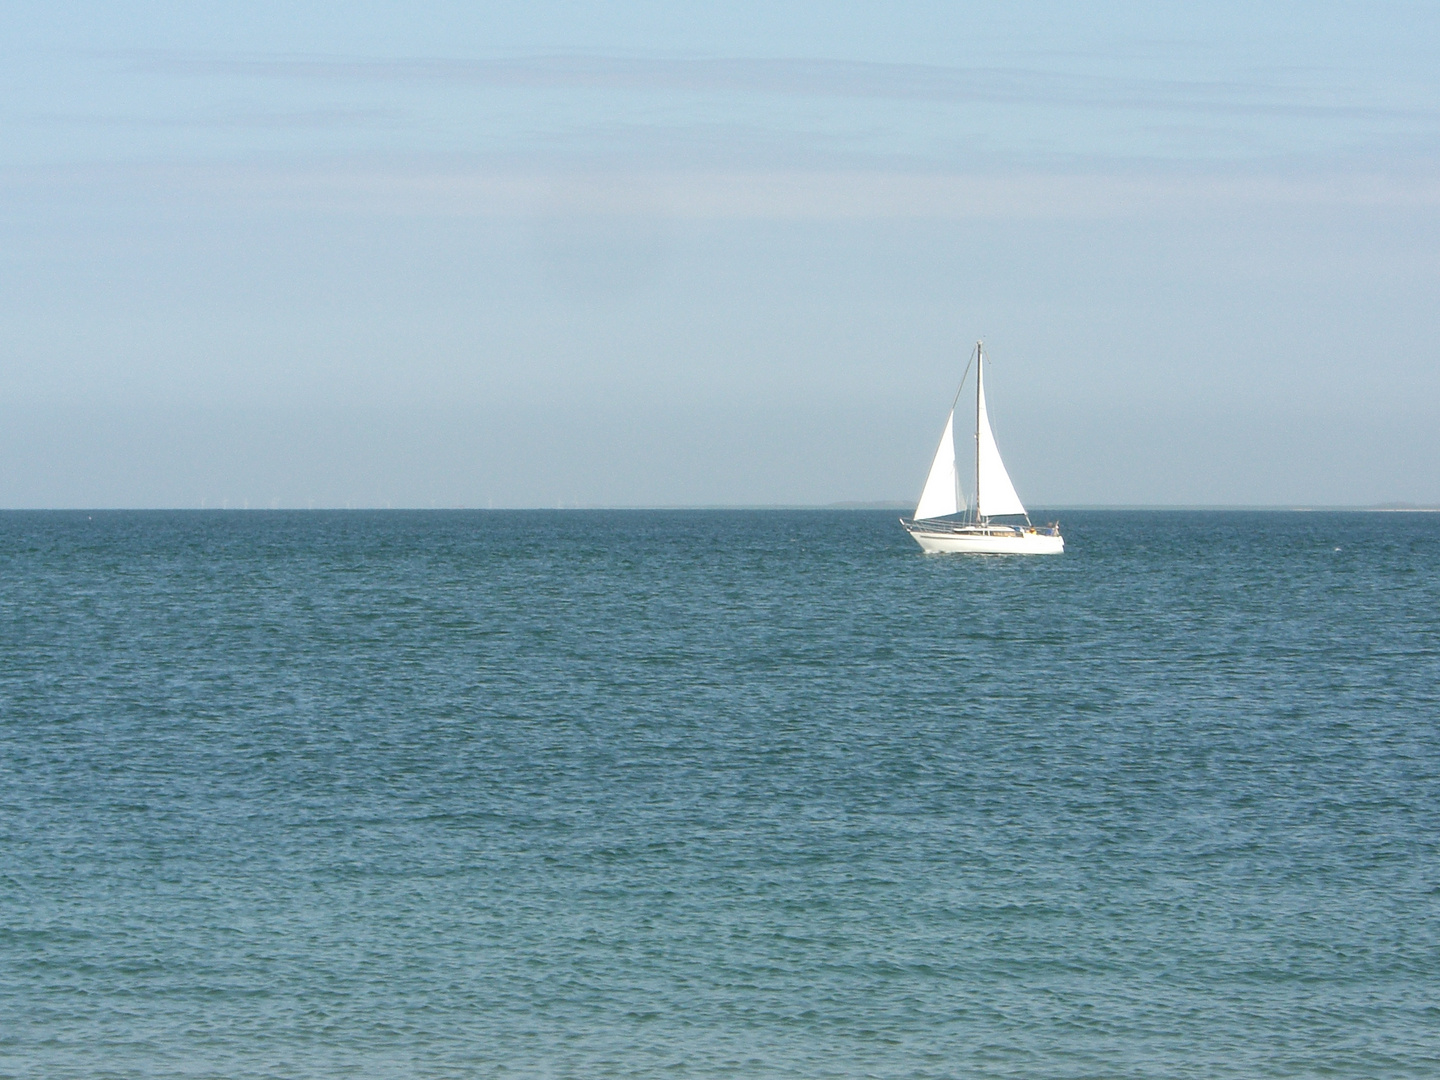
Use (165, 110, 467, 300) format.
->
(3, 2, 1438, 506)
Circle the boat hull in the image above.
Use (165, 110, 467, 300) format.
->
(903, 521, 1064, 555)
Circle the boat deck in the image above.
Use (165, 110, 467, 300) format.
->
(901, 518, 1061, 537)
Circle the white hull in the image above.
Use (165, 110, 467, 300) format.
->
(904, 522, 1064, 555)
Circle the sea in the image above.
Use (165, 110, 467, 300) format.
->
(2, 509, 1437, 1079)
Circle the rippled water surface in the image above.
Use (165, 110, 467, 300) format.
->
(2, 510, 1438, 1078)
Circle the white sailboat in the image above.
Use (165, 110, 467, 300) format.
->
(902, 341, 1063, 554)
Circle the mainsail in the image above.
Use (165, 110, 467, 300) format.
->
(914, 409, 960, 520)
(975, 357, 1026, 518)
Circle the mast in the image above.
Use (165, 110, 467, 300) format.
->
(975, 341, 983, 524)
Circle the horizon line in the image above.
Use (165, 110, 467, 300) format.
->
(3, 504, 1439, 513)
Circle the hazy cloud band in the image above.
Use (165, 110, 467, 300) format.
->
(121, 51, 1423, 123)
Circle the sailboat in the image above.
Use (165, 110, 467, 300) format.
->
(901, 341, 1064, 554)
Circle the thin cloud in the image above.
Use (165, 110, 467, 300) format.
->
(120, 51, 1424, 123)
(9, 160, 1439, 221)
(31, 106, 403, 130)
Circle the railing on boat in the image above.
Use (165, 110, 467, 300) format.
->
(901, 518, 1061, 537)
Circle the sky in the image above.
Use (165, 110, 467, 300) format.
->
(3, 1, 1438, 508)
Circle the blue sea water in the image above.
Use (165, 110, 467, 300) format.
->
(1, 509, 1437, 1079)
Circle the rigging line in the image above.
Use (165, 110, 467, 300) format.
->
(949, 348, 977, 519)
(948, 351, 975, 414)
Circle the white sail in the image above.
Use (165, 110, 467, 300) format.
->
(914, 409, 960, 520)
(976, 361, 1026, 518)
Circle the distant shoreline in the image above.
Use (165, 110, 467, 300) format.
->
(823, 506, 1440, 512)
(3, 505, 1439, 513)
